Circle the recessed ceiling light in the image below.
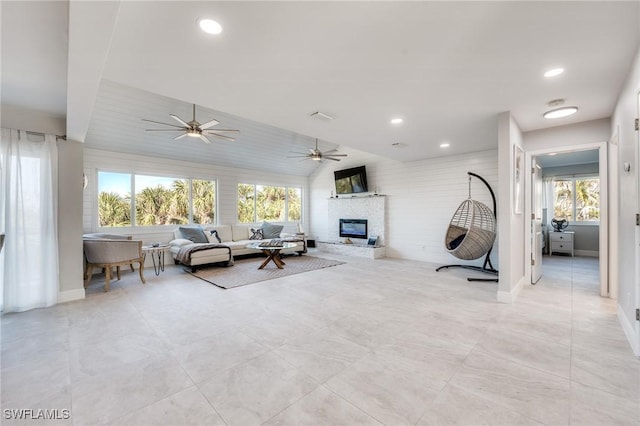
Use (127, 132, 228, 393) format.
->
(390, 118, 403, 124)
(440, 143, 450, 148)
(544, 67, 564, 78)
(198, 18, 223, 35)
(543, 106, 578, 119)
(391, 142, 407, 148)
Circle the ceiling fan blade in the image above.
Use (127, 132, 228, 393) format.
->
(203, 129, 239, 133)
(170, 114, 191, 128)
(208, 133, 235, 142)
(174, 133, 188, 140)
(145, 129, 184, 132)
(287, 155, 311, 158)
(325, 154, 348, 157)
(323, 149, 339, 154)
(199, 134, 212, 144)
(288, 151, 310, 155)
(142, 118, 185, 128)
(199, 118, 220, 129)
(325, 157, 341, 161)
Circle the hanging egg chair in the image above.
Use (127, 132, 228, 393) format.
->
(437, 172, 498, 282)
(445, 199, 496, 260)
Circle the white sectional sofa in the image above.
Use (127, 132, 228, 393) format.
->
(170, 224, 306, 271)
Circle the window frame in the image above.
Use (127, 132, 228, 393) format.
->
(95, 169, 218, 230)
(236, 183, 303, 224)
(552, 175, 600, 225)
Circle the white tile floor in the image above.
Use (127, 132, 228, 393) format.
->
(1, 252, 638, 425)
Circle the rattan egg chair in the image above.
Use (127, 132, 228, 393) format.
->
(437, 172, 498, 282)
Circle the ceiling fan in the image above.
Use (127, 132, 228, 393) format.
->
(288, 138, 347, 162)
(142, 104, 239, 144)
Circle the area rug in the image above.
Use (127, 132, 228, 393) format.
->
(186, 255, 345, 289)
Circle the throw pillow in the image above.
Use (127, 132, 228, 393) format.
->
(209, 229, 222, 243)
(448, 234, 466, 250)
(262, 221, 284, 239)
(249, 228, 263, 240)
(179, 226, 208, 243)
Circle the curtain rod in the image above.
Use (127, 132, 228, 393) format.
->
(24, 130, 66, 141)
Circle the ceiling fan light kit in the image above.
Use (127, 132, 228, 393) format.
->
(143, 104, 239, 144)
(287, 138, 347, 162)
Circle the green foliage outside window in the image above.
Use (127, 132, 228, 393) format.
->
(237, 183, 256, 223)
(256, 185, 286, 222)
(238, 184, 302, 223)
(553, 177, 599, 222)
(98, 172, 216, 227)
(98, 191, 131, 227)
(287, 188, 302, 221)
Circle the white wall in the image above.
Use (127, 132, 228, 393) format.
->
(497, 112, 526, 302)
(611, 45, 640, 356)
(524, 118, 611, 150)
(58, 140, 85, 301)
(309, 146, 498, 265)
(83, 148, 309, 246)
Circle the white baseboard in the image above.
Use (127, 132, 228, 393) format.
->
(58, 288, 86, 304)
(574, 250, 599, 257)
(497, 275, 525, 303)
(617, 304, 639, 357)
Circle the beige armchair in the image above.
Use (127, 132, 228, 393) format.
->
(83, 237, 145, 292)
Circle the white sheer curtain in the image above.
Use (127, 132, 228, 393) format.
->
(0, 128, 59, 312)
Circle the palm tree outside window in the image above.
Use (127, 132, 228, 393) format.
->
(552, 177, 600, 223)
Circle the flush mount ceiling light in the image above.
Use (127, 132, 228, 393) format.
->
(543, 106, 578, 119)
(543, 99, 578, 119)
(390, 118, 403, 124)
(544, 67, 564, 78)
(198, 18, 223, 35)
(440, 143, 450, 148)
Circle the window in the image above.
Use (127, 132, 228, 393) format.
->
(553, 177, 599, 222)
(256, 185, 285, 222)
(135, 175, 188, 226)
(287, 187, 302, 221)
(191, 179, 216, 224)
(97, 172, 216, 228)
(237, 184, 302, 223)
(237, 183, 256, 224)
(98, 171, 132, 227)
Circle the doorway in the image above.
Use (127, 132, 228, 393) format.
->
(525, 142, 609, 298)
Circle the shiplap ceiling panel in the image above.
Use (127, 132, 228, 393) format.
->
(85, 80, 340, 177)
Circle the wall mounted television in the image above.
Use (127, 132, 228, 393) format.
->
(334, 165, 368, 195)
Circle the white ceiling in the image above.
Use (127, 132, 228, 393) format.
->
(1, 1, 68, 117)
(2, 1, 639, 176)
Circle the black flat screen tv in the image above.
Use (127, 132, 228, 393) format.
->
(334, 165, 368, 195)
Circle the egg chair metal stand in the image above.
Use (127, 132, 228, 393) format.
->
(436, 172, 498, 282)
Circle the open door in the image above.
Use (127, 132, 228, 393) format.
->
(531, 160, 543, 284)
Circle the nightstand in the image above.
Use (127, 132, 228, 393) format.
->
(549, 231, 574, 256)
